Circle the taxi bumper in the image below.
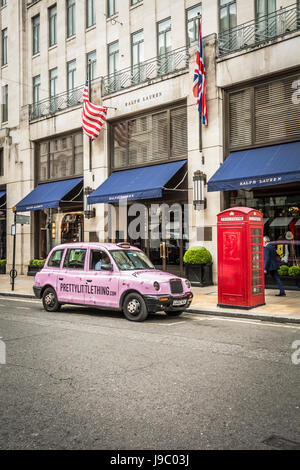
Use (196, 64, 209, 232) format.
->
(144, 292, 193, 313)
(33, 285, 43, 299)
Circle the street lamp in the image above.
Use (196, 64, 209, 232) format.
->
(193, 170, 207, 210)
(84, 186, 96, 219)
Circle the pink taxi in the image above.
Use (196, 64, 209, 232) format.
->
(33, 242, 193, 322)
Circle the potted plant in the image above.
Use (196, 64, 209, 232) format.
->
(0, 259, 6, 275)
(288, 265, 300, 289)
(266, 264, 300, 291)
(27, 259, 45, 276)
(183, 246, 213, 287)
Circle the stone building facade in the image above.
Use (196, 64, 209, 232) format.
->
(0, 0, 299, 278)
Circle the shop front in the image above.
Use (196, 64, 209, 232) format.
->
(208, 141, 300, 289)
(16, 130, 84, 260)
(88, 160, 189, 277)
(208, 69, 300, 288)
(88, 102, 189, 276)
(16, 177, 84, 260)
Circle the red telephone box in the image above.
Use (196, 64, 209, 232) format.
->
(217, 207, 265, 309)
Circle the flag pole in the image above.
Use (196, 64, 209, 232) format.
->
(197, 12, 202, 152)
(88, 60, 92, 171)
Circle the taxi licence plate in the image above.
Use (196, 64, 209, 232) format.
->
(172, 299, 187, 306)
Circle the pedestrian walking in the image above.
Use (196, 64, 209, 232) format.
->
(263, 236, 286, 297)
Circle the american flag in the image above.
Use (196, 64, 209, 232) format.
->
(193, 20, 208, 126)
(82, 79, 107, 141)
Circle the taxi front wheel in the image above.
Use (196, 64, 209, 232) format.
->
(123, 293, 148, 322)
(42, 287, 61, 312)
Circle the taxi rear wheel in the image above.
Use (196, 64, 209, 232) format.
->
(42, 287, 61, 312)
(123, 293, 148, 322)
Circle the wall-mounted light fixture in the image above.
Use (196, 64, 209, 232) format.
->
(84, 186, 96, 219)
(193, 170, 207, 210)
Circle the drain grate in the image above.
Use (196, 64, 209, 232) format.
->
(262, 435, 300, 450)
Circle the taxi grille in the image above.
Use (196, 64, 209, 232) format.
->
(170, 279, 184, 294)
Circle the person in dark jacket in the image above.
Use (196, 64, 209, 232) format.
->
(264, 236, 286, 296)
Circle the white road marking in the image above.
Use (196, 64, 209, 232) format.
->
(184, 314, 300, 330)
(0, 297, 40, 304)
(147, 321, 187, 326)
(16, 307, 30, 310)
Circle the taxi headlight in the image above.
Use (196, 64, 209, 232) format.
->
(153, 281, 160, 291)
(185, 279, 191, 289)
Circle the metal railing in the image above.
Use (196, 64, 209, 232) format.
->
(102, 46, 189, 96)
(218, 3, 300, 57)
(29, 85, 83, 121)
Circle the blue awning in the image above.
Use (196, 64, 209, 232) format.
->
(88, 160, 187, 204)
(208, 141, 300, 192)
(16, 178, 83, 212)
(0, 191, 5, 200)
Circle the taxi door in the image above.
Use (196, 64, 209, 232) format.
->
(57, 247, 87, 305)
(83, 248, 119, 309)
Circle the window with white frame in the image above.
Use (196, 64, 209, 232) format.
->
(108, 0, 118, 17)
(32, 15, 40, 55)
(1, 28, 7, 66)
(87, 50, 96, 80)
(67, 0, 76, 38)
(186, 4, 202, 45)
(33, 75, 40, 104)
(2, 85, 8, 123)
(67, 60, 76, 91)
(86, 0, 96, 27)
(49, 4, 57, 47)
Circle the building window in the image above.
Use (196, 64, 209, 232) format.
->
(33, 75, 40, 105)
(131, 30, 144, 84)
(0, 149, 3, 176)
(49, 68, 58, 112)
(32, 15, 40, 55)
(219, 0, 237, 32)
(86, 0, 96, 27)
(87, 50, 96, 80)
(131, 0, 142, 5)
(2, 85, 8, 123)
(1, 28, 7, 66)
(1, 0, 7, 6)
(37, 131, 83, 182)
(67, 59, 76, 91)
(67, 0, 76, 38)
(49, 4, 57, 47)
(157, 18, 171, 74)
(255, 0, 276, 41)
(112, 104, 187, 170)
(186, 4, 202, 45)
(227, 72, 300, 150)
(108, 41, 119, 90)
(108, 0, 118, 17)
(108, 41, 119, 76)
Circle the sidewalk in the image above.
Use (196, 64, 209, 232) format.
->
(0, 274, 299, 324)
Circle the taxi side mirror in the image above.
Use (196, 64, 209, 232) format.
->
(101, 263, 114, 271)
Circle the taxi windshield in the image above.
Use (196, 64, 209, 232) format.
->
(110, 250, 155, 271)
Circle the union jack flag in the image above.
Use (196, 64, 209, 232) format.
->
(193, 20, 208, 126)
(82, 78, 107, 141)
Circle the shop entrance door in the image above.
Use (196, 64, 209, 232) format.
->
(128, 204, 186, 277)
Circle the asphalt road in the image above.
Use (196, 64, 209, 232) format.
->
(0, 296, 299, 450)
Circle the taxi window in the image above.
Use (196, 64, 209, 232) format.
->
(89, 250, 111, 270)
(47, 249, 64, 268)
(63, 249, 87, 270)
